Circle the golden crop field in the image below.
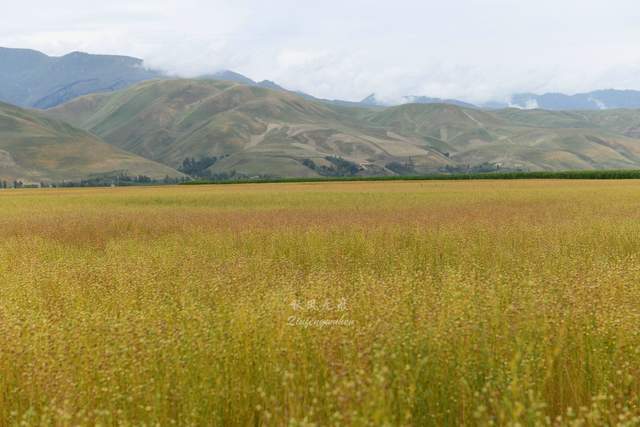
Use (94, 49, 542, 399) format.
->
(2, 180, 640, 426)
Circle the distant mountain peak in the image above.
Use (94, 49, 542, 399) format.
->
(360, 94, 384, 106)
(0, 47, 161, 108)
(510, 89, 640, 111)
(0, 46, 48, 57)
(360, 93, 477, 109)
(257, 80, 286, 91)
(201, 70, 256, 86)
(403, 95, 477, 109)
(199, 72, 290, 93)
(64, 51, 88, 57)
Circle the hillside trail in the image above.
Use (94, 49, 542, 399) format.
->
(462, 110, 484, 127)
(245, 123, 281, 150)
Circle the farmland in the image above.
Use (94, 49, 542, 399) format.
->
(1, 180, 640, 425)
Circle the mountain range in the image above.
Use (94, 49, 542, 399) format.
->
(360, 94, 478, 109)
(4, 46, 640, 183)
(46, 79, 640, 180)
(4, 47, 640, 111)
(47, 79, 446, 177)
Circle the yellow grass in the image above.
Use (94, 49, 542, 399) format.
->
(1, 180, 640, 426)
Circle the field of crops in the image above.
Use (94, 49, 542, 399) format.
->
(2, 180, 640, 426)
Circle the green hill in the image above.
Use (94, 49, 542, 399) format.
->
(48, 79, 640, 177)
(48, 80, 454, 177)
(579, 110, 640, 139)
(364, 105, 640, 171)
(0, 102, 181, 183)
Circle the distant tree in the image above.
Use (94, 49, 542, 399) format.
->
(324, 156, 361, 176)
(302, 159, 317, 170)
(386, 160, 417, 175)
(179, 156, 218, 178)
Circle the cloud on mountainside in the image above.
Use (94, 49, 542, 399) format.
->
(3, 0, 640, 103)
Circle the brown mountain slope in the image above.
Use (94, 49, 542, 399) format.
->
(48, 80, 454, 177)
(0, 102, 182, 182)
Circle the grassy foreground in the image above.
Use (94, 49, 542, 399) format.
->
(1, 180, 640, 426)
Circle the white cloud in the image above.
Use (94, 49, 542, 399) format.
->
(276, 49, 330, 69)
(2, 0, 640, 102)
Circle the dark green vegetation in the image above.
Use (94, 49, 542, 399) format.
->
(47, 79, 640, 179)
(178, 156, 221, 178)
(303, 156, 362, 177)
(181, 169, 640, 185)
(0, 102, 181, 183)
(0, 47, 160, 108)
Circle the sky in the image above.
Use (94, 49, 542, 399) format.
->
(2, 0, 640, 103)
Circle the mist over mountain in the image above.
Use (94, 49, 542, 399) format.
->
(510, 90, 640, 111)
(361, 94, 478, 109)
(192, 74, 640, 111)
(5, 46, 640, 112)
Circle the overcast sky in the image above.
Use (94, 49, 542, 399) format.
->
(2, 0, 640, 103)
